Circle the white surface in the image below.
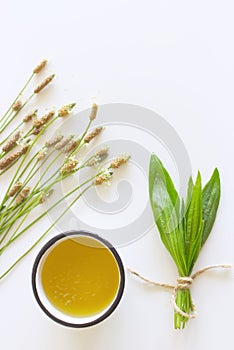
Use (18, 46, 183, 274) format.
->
(0, 1, 234, 349)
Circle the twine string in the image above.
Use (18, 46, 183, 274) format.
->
(128, 264, 232, 319)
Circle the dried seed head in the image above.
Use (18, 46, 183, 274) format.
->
(8, 181, 22, 197)
(2, 131, 21, 152)
(34, 74, 55, 94)
(87, 147, 109, 167)
(15, 186, 30, 204)
(0, 145, 29, 170)
(12, 100, 22, 111)
(37, 148, 48, 160)
(60, 159, 78, 175)
(55, 136, 73, 150)
(45, 135, 64, 147)
(63, 140, 78, 154)
(58, 103, 76, 117)
(32, 119, 41, 129)
(20, 144, 29, 154)
(23, 109, 38, 122)
(93, 170, 113, 186)
(33, 59, 47, 74)
(33, 111, 54, 128)
(39, 189, 54, 203)
(109, 156, 130, 169)
(32, 127, 43, 135)
(89, 103, 98, 121)
(84, 127, 103, 143)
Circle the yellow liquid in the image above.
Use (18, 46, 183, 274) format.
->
(41, 236, 120, 317)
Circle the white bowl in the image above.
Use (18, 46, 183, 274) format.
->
(32, 230, 125, 328)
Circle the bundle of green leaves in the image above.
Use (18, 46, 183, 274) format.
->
(149, 154, 220, 329)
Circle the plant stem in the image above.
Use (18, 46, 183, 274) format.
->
(174, 289, 194, 329)
(70, 119, 92, 157)
(0, 168, 103, 251)
(0, 93, 34, 134)
(0, 116, 59, 205)
(0, 184, 92, 280)
(0, 149, 85, 232)
(0, 72, 34, 129)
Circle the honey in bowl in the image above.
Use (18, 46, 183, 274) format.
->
(41, 235, 121, 317)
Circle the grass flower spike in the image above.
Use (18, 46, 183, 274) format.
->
(93, 170, 113, 185)
(12, 100, 22, 111)
(60, 158, 78, 175)
(0, 145, 29, 170)
(23, 109, 38, 123)
(2, 132, 21, 152)
(84, 127, 103, 143)
(34, 74, 55, 94)
(0, 65, 130, 283)
(110, 156, 130, 169)
(87, 147, 109, 167)
(15, 186, 31, 204)
(58, 103, 76, 117)
(45, 135, 64, 147)
(8, 181, 22, 197)
(89, 103, 98, 120)
(33, 59, 47, 74)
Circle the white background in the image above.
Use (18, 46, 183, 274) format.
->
(0, 1, 234, 349)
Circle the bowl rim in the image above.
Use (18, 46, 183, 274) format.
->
(31, 230, 125, 328)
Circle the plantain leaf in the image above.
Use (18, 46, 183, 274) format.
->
(188, 220, 204, 271)
(201, 168, 221, 246)
(148, 155, 221, 328)
(149, 154, 186, 275)
(185, 176, 194, 213)
(179, 199, 185, 235)
(149, 154, 179, 208)
(185, 172, 203, 273)
(149, 154, 179, 234)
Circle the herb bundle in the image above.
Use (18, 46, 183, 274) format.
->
(0, 59, 129, 280)
(149, 154, 221, 329)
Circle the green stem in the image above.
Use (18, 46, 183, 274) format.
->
(0, 184, 92, 280)
(70, 119, 92, 157)
(174, 289, 194, 329)
(0, 202, 37, 251)
(0, 126, 33, 163)
(0, 148, 96, 233)
(0, 149, 60, 227)
(0, 72, 34, 129)
(0, 168, 102, 248)
(0, 116, 59, 206)
(0, 93, 35, 134)
(0, 155, 40, 223)
(0, 194, 40, 236)
(0, 150, 72, 232)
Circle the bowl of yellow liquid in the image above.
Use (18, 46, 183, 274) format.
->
(32, 230, 125, 327)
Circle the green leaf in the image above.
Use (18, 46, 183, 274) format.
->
(201, 168, 221, 246)
(185, 172, 203, 273)
(149, 154, 186, 275)
(149, 154, 179, 209)
(188, 220, 204, 269)
(149, 154, 180, 235)
(185, 176, 194, 213)
(179, 199, 185, 234)
(148, 156, 221, 329)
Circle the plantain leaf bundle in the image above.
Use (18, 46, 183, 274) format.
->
(149, 154, 220, 329)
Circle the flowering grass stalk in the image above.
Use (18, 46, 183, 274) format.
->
(0, 62, 130, 280)
(0, 59, 52, 135)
